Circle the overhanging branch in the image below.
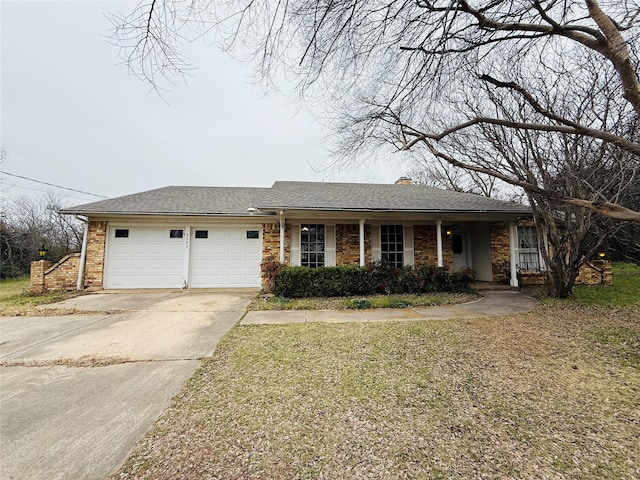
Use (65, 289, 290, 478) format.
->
(421, 139, 640, 223)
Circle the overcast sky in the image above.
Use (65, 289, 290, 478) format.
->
(1, 0, 408, 207)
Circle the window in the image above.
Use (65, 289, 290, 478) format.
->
(301, 224, 325, 268)
(114, 229, 129, 238)
(195, 230, 208, 239)
(169, 229, 183, 239)
(246, 230, 260, 239)
(381, 225, 403, 268)
(517, 226, 541, 271)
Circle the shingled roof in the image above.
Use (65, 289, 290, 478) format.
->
(61, 181, 531, 216)
(61, 186, 271, 216)
(261, 181, 530, 213)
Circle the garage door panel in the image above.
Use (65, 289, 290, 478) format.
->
(106, 227, 184, 289)
(189, 227, 261, 288)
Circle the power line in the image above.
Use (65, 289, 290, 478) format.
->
(0, 171, 107, 199)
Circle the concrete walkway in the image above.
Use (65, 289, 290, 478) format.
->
(241, 290, 538, 325)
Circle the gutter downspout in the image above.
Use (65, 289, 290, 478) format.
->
(76, 216, 89, 290)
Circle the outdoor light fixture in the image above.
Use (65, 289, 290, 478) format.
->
(38, 245, 48, 258)
(446, 229, 452, 236)
(246, 207, 259, 215)
(599, 251, 606, 258)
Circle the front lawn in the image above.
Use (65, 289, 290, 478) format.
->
(573, 262, 640, 307)
(0, 277, 83, 315)
(115, 305, 640, 479)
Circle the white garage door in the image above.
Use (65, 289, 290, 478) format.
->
(190, 227, 262, 287)
(106, 227, 185, 289)
(105, 225, 262, 289)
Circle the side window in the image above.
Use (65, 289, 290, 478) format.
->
(517, 226, 541, 270)
(300, 224, 325, 268)
(381, 225, 403, 268)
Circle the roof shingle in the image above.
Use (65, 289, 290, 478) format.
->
(61, 181, 531, 216)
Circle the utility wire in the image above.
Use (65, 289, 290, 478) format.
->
(0, 171, 108, 199)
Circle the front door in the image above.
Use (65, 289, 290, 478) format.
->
(452, 232, 469, 271)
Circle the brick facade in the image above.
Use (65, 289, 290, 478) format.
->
(84, 221, 107, 288)
(30, 219, 613, 292)
(490, 223, 511, 283)
(413, 225, 453, 269)
(335, 224, 372, 265)
(262, 223, 290, 265)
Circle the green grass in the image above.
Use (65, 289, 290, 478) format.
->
(115, 303, 640, 480)
(0, 277, 81, 314)
(573, 262, 640, 307)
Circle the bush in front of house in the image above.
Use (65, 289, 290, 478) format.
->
(275, 263, 475, 298)
(275, 265, 375, 298)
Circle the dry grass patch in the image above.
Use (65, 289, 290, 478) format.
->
(0, 355, 136, 368)
(115, 304, 639, 480)
(249, 292, 479, 311)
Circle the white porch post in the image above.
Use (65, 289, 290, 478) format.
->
(436, 220, 444, 267)
(359, 219, 365, 266)
(279, 210, 285, 264)
(509, 223, 519, 287)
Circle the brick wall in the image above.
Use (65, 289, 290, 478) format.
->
(413, 225, 454, 269)
(30, 254, 81, 293)
(335, 224, 371, 265)
(490, 224, 511, 282)
(262, 223, 290, 265)
(576, 261, 612, 285)
(30, 260, 51, 293)
(84, 221, 107, 288)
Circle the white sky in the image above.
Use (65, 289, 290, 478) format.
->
(1, 0, 409, 207)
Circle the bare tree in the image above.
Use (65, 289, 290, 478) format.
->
(0, 193, 84, 278)
(110, 0, 639, 221)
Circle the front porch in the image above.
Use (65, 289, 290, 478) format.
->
(262, 218, 523, 286)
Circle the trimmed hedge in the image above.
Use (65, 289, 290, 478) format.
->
(274, 263, 475, 298)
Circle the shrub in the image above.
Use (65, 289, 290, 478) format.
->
(275, 266, 374, 298)
(345, 298, 372, 309)
(274, 263, 475, 298)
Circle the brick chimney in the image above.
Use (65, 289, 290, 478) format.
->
(395, 177, 413, 185)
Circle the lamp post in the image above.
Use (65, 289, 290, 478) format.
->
(38, 245, 48, 260)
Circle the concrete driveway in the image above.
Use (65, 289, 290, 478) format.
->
(0, 289, 256, 480)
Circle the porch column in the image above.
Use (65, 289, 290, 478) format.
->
(436, 220, 444, 267)
(359, 219, 365, 266)
(509, 223, 519, 287)
(279, 210, 285, 264)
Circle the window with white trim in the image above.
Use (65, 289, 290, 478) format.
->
(517, 226, 541, 271)
(381, 225, 404, 268)
(301, 224, 325, 268)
